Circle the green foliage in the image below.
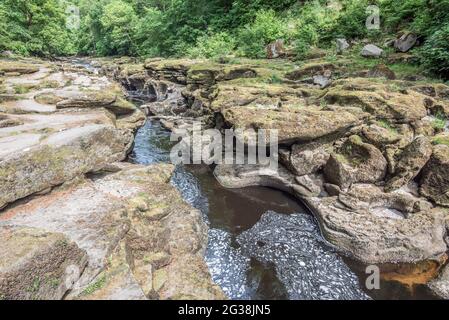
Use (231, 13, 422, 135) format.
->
(187, 32, 236, 59)
(331, 0, 380, 39)
(236, 9, 289, 58)
(0, 0, 448, 80)
(419, 23, 449, 79)
(382, 0, 449, 36)
(0, 0, 75, 56)
(432, 112, 447, 130)
(81, 275, 107, 296)
(432, 136, 449, 147)
(100, 0, 138, 55)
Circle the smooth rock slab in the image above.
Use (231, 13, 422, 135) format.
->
(237, 211, 369, 300)
(0, 124, 133, 208)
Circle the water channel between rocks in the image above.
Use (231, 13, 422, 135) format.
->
(127, 118, 436, 301)
(65, 59, 440, 301)
(70, 52, 439, 300)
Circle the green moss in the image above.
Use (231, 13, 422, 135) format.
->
(377, 119, 399, 134)
(13, 84, 31, 94)
(56, 238, 69, 248)
(268, 74, 283, 84)
(432, 136, 449, 147)
(81, 275, 107, 296)
(47, 277, 61, 289)
(27, 277, 41, 294)
(39, 80, 60, 89)
(432, 112, 447, 130)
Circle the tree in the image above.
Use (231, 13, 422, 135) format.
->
(100, 0, 138, 55)
(1, 0, 74, 56)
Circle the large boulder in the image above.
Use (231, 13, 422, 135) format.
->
(336, 38, 350, 54)
(305, 193, 447, 264)
(324, 135, 387, 189)
(361, 44, 384, 58)
(266, 40, 286, 59)
(385, 136, 433, 191)
(0, 226, 88, 300)
(394, 33, 418, 53)
(281, 140, 333, 176)
(0, 125, 133, 209)
(222, 106, 359, 145)
(420, 145, 449, 207)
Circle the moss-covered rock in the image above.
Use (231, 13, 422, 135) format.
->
(286, 62, 336, 80)
(0, 226, 87, 300)
(385, 137, 433, 191)
(222, 106, 360, 145)
(324, 135, 387, 188)
(0, 61, 39, 75)
(0, 125, 133, 208)
(420, 144, 449, 207)
(56, 89, 117, 109)
(324, 79, 428, 122)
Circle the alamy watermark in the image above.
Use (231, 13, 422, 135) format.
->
(169, 122, 279, 169)
(366, 265, 381, 290)
(366, 5, 380, 30)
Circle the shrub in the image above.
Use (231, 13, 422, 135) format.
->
(236, 9, 289, 58)
(419, 23, 449, 79)
(332, 0, 382, 40)
(288, 1, 337, 58)
(187, 32, 236, 59)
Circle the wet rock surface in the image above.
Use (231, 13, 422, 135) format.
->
(237, 211, 369, 300)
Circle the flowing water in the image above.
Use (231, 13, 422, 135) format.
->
(128, 120, 374, 300)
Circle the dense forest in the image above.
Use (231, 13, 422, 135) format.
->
(0, 0, 448, 77)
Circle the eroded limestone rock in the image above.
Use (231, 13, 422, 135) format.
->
(305, 196, 447, 264)
(324, 135, 387, 189)
(222, 106, 359, 145)
(0, 226, 88, 300)
(386, 137, 433, 191)
(1, 164, 225, 300)
(0, 125, 133, 208)
(420, 145, 449, 207)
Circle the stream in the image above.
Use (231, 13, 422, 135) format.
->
(128, 119, 372, 300)
(70, 59, 437, 301)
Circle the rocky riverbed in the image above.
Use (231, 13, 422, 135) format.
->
(96, 54, 449, 299)
(1, 53, 449, 300)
